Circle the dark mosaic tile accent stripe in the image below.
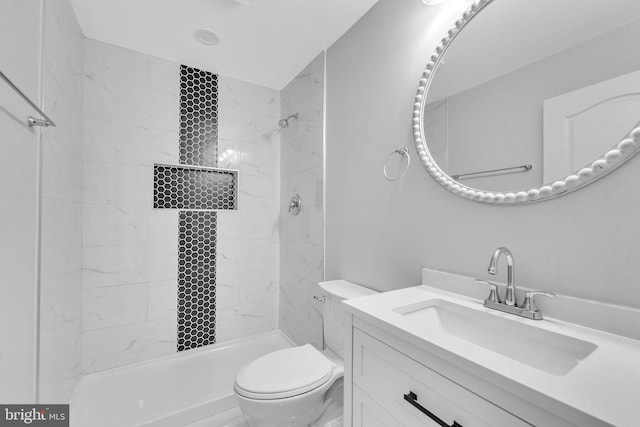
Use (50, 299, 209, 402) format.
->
(153, 164, 237, 210)
(177, 211, 217, 351)
(179, 65, 219, 167)
(177, 65, 220, 351)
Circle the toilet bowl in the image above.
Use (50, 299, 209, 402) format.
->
(233, 280, 376, 427)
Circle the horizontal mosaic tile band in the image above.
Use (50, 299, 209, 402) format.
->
(153, 163, 237, 211)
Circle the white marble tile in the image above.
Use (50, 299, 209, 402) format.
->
(83, 284, 149, 331)
(215, 140, 242, 171)
(281, 207, 311, 243)
(217, 76, 281, 147)
(281, 53, 325, 113)
(81, 317, 176, 374)
(39, 327, 82, 384)
(42, 82, 83, 154)
(238, 175, 279, 209)
(279, 87, 323, 143)
(149, 56, 179, 95)
(217, 239, 278, 274)
(84, 75, 178, 131)
(215, 269, 241, 312)
(239, 140, 280, 178)
(44, 0, 84, 37)
(40, 198, 82, 256)
(278, 53, 325, 348)
(218, 139, 279, 178)
(146, 243, 179, 282)
(39, 377, 79, 404)
(83, 244, 150, 288)
(149, 210, 178, 244)
(82, 204, 150, 247)
(218, 76, 281, 118)
(218, 108, 280, 145)
(39, 0, 84, 401)
(149, 129, 179, 164)
(40, 274, 82, 332)
(42, 103, 83, 158)
(239, 270, 277, 305)
(148, 281, 177, 321)
(281, 127, 323, 176)
(216, 211, 241, 240)
(285, 168, 323, 208)
(83, 118, 150, 166)
(43, 3, 84, 104)
(41, 138, 83, 202)
(216, 300, 277, 344)
(83, 243, 176, 288)
(281, 241, 323, 282)
(281, 207, 324, 248)
(82, 161, 152, 206)
(239, 207, 279, 241)
(84, 39, 150, 88)
(40, 247, 82, 293)
(278, 272, 323, 348)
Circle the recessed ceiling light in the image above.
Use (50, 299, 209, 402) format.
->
(233, 0, 254, 6)
(422, 0, 450, 4)
(194, 29, 221, 46)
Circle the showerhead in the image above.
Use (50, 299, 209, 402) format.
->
(278, 113, 298, 128)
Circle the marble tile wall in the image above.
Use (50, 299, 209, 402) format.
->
(38, 0, 84, 403)
(81, 40, 280, 372)
(216, 76, 281, 343)
(279, 53, 325, 348)
(81, 39, 180, 374)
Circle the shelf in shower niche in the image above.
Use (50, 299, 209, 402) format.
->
(153, 163, 238, 211)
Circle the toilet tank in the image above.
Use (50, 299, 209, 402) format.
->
(318, 280, 377, 359)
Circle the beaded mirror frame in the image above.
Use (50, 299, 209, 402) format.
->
(412, 0, 640, 204)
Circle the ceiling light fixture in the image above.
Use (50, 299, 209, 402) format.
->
(422, 0, 450, 4)
(194, 29, 221, 46)
(232, 0, 254, 6)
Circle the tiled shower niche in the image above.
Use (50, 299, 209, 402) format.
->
(153, 164, 237, 211)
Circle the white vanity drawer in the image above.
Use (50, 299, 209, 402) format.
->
(352, 328, 531, 427)
(353, 385, 401, 427)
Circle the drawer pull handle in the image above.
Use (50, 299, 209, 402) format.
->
(403, 391, 463, 427)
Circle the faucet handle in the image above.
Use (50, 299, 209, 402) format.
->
(522, 290, 555, 312)
(475, 279, 502, 303)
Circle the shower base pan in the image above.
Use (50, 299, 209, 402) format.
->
(70, 330, 294, 427)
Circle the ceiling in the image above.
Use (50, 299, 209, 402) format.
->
(70, 0, 380, 90)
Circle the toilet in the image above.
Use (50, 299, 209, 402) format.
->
(234, 280, 377, 427)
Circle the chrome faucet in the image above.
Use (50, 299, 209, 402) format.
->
(488, 247, 516, 306)
(477, 247, 555, 320)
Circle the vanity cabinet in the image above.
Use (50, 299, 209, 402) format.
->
(351, 329, 529, 427)
(345, 317, 581, 427)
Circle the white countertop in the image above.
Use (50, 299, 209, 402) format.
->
(344, 284, 640, 426)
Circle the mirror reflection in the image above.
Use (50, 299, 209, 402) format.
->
(424, 0, 640, 193)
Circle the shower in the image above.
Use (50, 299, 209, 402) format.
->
(278, 113, 298, 128)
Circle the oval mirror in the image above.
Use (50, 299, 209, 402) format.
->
(414, 0, 640, 204)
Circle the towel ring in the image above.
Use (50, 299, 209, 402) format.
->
(383, 148, 410, 181)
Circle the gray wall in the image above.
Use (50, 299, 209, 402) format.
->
(325, 0, 640, 308)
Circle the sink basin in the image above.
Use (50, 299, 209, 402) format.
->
(394, 299, 597, 376)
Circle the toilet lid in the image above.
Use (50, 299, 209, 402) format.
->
(234, 344, 333, 400)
